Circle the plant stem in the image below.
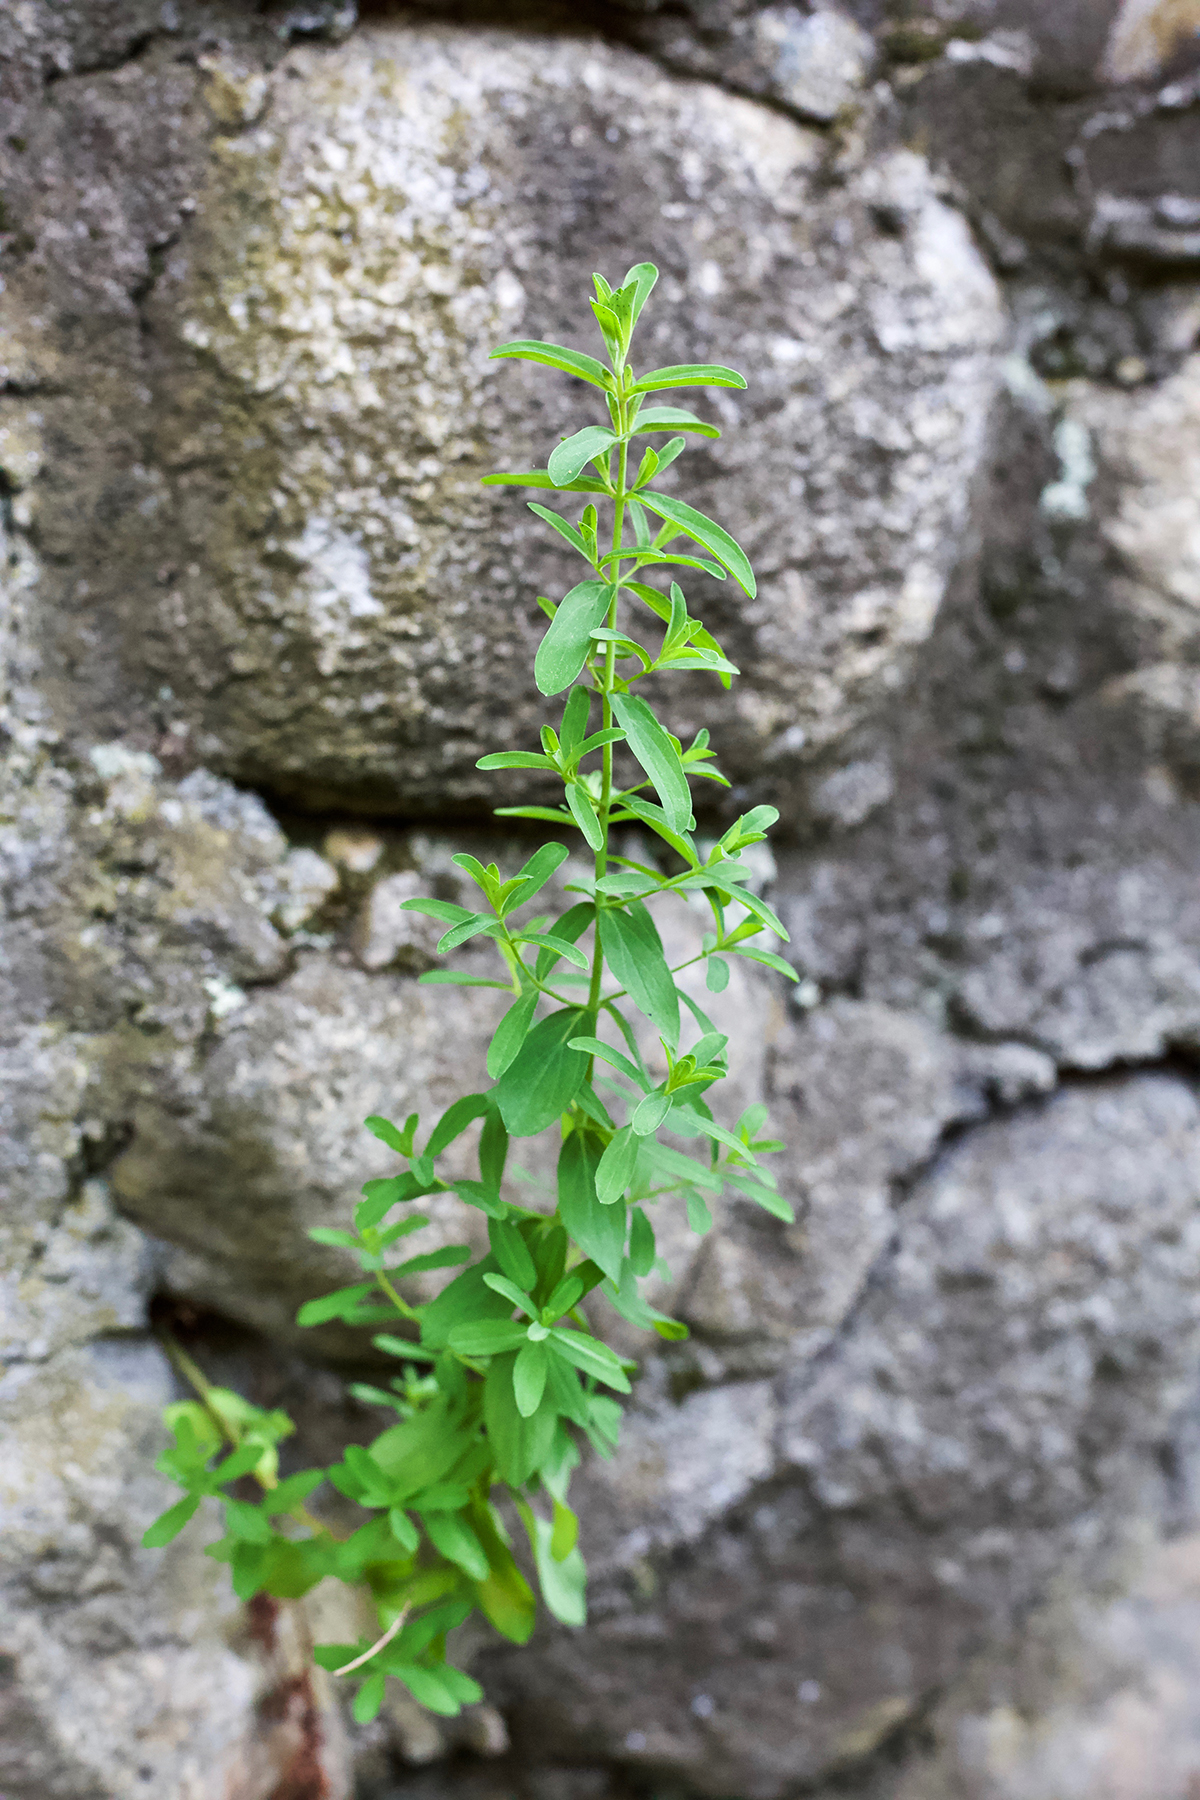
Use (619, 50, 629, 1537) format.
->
(588, 376, 629, 1014)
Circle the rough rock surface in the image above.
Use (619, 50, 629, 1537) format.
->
(5, 2, 1200, 1798)
(6, 25, 1003, 817)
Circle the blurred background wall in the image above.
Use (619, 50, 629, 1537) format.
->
(5, 3, 1200, 1796)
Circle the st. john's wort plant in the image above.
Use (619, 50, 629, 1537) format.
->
(145, 260, 796, 1724)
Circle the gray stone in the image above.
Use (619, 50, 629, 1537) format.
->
(6, 3, 1200, 1795)
(6, 24, 1003, 816)
(483, 1077, 1200, 1798)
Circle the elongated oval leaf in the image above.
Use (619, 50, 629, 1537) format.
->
(505, 840, 571, 912)
(488, 990, 538, 1080)
(567, 1036, 645, 1086)
(565, 782, 604, 850)
(427, 1092, 491, 1157)
(548, 425, 617, 487)
(513, 1339, 550, 1417)
(490, 339, 612, 390)
(636, 492, 756, 597)
(447, 1319, 529, 1357)
(622, 260, 659, 327)
(630, 362, 747, 393)
(598, 901, 680, 1048)
(610, 692, 692, 834)
(475, 752, 555, 771)
(534, 581, 613, 697)
(632, 1090, 672, 1137)
(527, 502, 589, 559)
(629, 1206, 657, 1277)
(557, 1131, 627, 1282)
(549, 1326, 632, 1392)
(629, 405, 720, 439)
(730, 946, 800, 979)
(423, 1510, 491, 1580)
(142, 1493, 202, 1549)
(488, 1218, 538, 1290)
(482, 470, 608, 493)
(494, 1008, 592, 1137)
(596, 1124, 638, 1205)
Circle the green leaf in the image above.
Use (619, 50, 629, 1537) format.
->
(534, 579, 613, 697)
(269, 1469, 325, 1513)
(483, 1271, 536, 1314)
(536, 903, 594, 979)
(473, 1501, 539, 1640)
(446, 1318, 529, 1357)
(482, 470, 608, 493)
(479, 1107, 509, 1199)
(356, 1171, 434, 1232)
(484, 1355, 557, 1487)
(551, 1496, 579, 1561)
(513, 1339, 550, 1417)
(389, 1245, 472, 1280)
(490, 339, 613, 390)
(596, 1124, 639, 1205)
(731, 946, 799, 980)
(387, 1507, 419, 1552)
(397, 897, 472, 924)
(647, 436, 687, 480)
(622, 259, 659, 327)
(629, 405, 720, 440)
(436, 913, 502, 954)
(353, 1671, 387, 1725)
(475, 751, 556, 771)
(636, 492, 756, 597)
(557, 1131, 627, 1283)
(683, 869, 788, 941)
(505, 840, 571, 913)
(549, 1327, 632, 1393)
(224, 1497, 271, 1544)
(610, 693, 692, 835)
(494, 1008, 592, 1137)
(629, 1207, 656, 1277)
(488, 1218, 538, 1290)
(142, 1493, 203, 1548)
(427, 1093, 491, 1157)
(726, 1171, 795, 1222)
(518, 1501, 588, 1626)
(598, 901, 680, 1048)
(307, 1226, 360, 1249)
(548, 425, 618, 487)
(565, 782, 604, 851)
(423, 1510, 491, 1581)
(528, 502, 591, 560)
(564, 1036, 644, 1072)
(706, 955, 730, 992)
(364, 1113, 419, 1156)
(632, 1090, 672, 1137)
(487, 990, 538, 1080)
(494, 805, 576, 825)
(686, 1191, 714, 1234)
(625, 550, 726, 581)
(516, 929, 589, 970)
(420, 1260, 514, 1350)
(630, 362, 747, 394)
(614, 795, 700, 868)
(296, 1282, 375, 1327)
(418, 972, 513, 989)
(399, 1663, 481, 1715)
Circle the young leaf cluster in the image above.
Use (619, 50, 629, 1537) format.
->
(145, 262, 795, 1724)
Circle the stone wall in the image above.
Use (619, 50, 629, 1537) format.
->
(4, 3, 1200, 1796)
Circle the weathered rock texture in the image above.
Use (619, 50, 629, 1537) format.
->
(5, 2, 1200, 1798)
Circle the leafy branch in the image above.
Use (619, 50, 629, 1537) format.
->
(144, 261, 795, 1723)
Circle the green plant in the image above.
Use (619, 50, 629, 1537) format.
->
(145, 261, 796, 1724)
